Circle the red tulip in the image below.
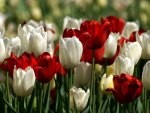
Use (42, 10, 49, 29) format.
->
(0, 52, 36, 77)
(34, 52, 57, 83)
(107, 73, 143, 104)
(101, 16, 125, 34)
(80, 20, 111, 49)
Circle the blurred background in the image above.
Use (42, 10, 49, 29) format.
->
(0, 0, 150, 36)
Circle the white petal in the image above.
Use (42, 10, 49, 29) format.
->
(22, 67, 35, 96)
(0, 38, 5, 62)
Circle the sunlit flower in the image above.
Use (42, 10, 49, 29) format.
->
(70, 86, 90, 112)
(59, 36, 83, 69)
(13, 66, 35, 96)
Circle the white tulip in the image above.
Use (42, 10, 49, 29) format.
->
(74, 62, 92, 86)
(18, 24, 35, 52)
(100, 73, 114, 93)
(45, 23, 57, 42)
(114, 55, 134, 75)
(136, 31, 150, 59)
(63, 16, 82, 30)
(70, 86, 90, 112)
(121, 41, 142, 64)
(103, 33, 118, 58)
(13, 66, 35, 96)
(59, 36, 83, 69)
(142, 60, 150, 90)
(122, 22, 139, 38)
(29, 26, 47, 57)
(0, 38, 5, 62)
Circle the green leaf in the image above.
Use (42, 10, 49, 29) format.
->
(44, 83, 50, 113)
(26, 89, 35, 113)
(3, 97, 16, 113)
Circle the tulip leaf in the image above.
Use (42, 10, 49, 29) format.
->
(101, 97, 109, 113)
(43, 83, 50, 113)
(136, 98, 143, 113)
(27, 89, 35, 113)
(3, 97, 16, 113)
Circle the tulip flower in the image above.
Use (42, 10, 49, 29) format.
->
(13, 66, 35, 96)
(70, 86, 90, 112)
(18, 24, 35, 52)
(101, 16, 125, 34)
(114, 55, 134, 75)
(0, 52, 37, 78)
(103, 33, 118, 58)
(142, 60, 150, 90)
(29, 26, 47, 57)
(63, 16, 82, 30)
(74, 62, 92, 86)
(121, 41, 142, 64)
(59, 36, 83, 69)
(136, 31, 150, 59)
(107, 73, 143, 103)
(34, 52, 57, 83)
(122, 22, 139, 39)
(80, 20, 111, 49)
(100, 73, 114, 93)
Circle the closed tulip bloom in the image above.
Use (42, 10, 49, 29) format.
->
(142, 60, 150, 90)
(103, 33, 118, 58)
(121, 41, 142, 65)
(114, 55, 134, 75)
(34, 52, 57, 83)
(0, 38, 5, 62)
(59, 36, 83, 69)
(18, 24, 35, 51)
(74, 62, 92, 86)
(70, 86, 90, 112)
(13, 66, 35, 96)
(136, 31, 150, 59)
(29, 26, 47, 57)
(107, 73, 143, 103)
(63, 16, 82, 30)
(122, 22, 139, 39)
(100, 73, 114, 93)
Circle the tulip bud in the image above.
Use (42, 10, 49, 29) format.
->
(100, 73, 114, 93)
(114, 55, 134, 75)
(13, 66, 35, 96)
(136, 31, 150, 59)
(121, 41, 142, 65)
(59, 36, 83, 69)
(74, 62, 92, 86)
(103, 33, 118, 58)
(70, 86, 90, 112)
(142, 60, 150, 90)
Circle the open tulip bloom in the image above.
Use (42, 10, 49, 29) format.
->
(1, 16, 150, 113)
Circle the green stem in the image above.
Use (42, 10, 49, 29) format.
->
(39, 84, 44, 113)
(67, 70, 73, 113)
(90, 50, 95, 113)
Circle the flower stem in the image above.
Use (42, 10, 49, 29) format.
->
(90, 50, 95, 113)
(67, 69, 73, 113)
(39, 84, 44, 113)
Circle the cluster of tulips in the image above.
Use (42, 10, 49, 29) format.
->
(0, 16, 150, 113)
